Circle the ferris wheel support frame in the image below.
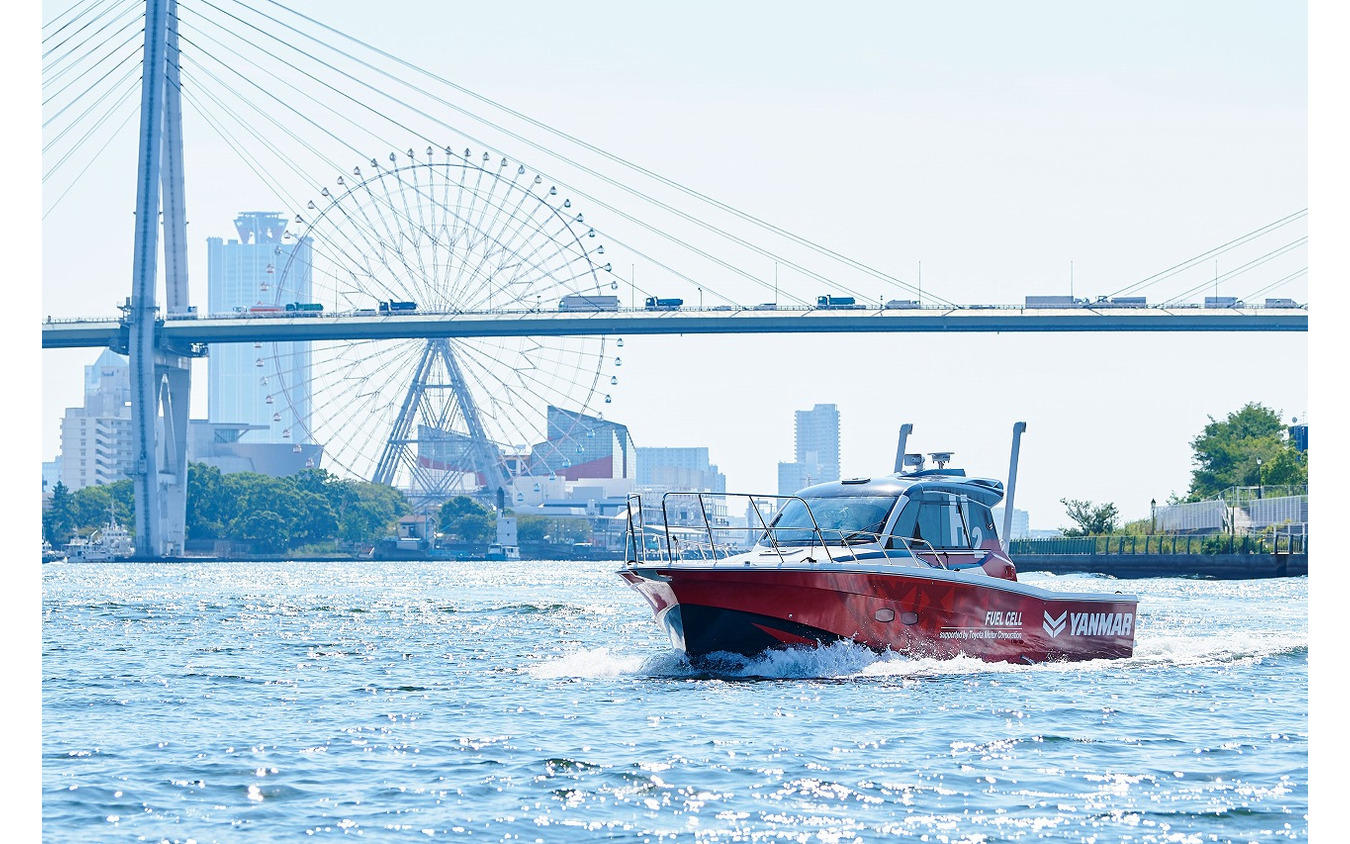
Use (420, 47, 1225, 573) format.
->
(372, 337, 513, 505)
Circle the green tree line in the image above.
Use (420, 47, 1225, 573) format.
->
(43, 467, 599, 554)
(43, 464, 411, 554)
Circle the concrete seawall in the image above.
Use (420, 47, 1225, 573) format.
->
(1013, 553, 1307, 580)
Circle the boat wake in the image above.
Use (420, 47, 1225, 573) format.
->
(528, 628, 1307, 681)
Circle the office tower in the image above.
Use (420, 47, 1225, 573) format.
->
(58, 349, 135, 490)
(795, 403, 840, 481)
(778, 403, 840, 494)
(206, 211, 313, 443)
(637, 447, 726, 493)
(991, 507, 1031, 541)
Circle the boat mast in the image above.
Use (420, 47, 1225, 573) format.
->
(1002, 422, 1027, 550)
(893, 423, 913, 473)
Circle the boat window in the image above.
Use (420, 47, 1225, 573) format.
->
(898, 492, 971, 550)
(963, 499, 998, 547)
(887, 496, 919, 548)
(763, 496, 896, 545)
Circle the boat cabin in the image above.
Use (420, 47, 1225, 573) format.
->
(765, 471, 1004, 557)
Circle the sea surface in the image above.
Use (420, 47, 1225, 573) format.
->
(42, 560, 1308, 842)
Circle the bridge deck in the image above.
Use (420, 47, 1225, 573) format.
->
(41, 306, 1309, 348)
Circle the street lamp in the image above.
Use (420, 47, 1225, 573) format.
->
(1150, 498, 1156, 535)
(1257, 458, 1264, 499)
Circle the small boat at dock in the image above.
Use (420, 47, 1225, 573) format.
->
(65, 512, 135, 562)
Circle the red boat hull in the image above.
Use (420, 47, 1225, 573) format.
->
(620, 565, 1137, 664)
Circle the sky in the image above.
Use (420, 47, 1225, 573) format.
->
(33, 0, 1320, 534)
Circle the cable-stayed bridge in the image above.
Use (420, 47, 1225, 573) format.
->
(41, 0, 1308, 558)
(42, 303, 1307, 350)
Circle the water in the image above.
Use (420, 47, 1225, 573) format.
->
(42, 561, 1308, 842)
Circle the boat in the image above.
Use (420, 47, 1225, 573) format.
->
(65, 512, 135, 562)
(42, 540, 67, 564)
(618, 423, 1138, 664)
(485, 543, 522, 561)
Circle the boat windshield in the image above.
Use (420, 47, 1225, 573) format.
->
(762, 496, 897, 546)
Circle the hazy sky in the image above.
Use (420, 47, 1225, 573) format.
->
(34, 0, 1322, 530)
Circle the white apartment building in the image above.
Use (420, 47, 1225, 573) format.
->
(58, 349, 134, 490)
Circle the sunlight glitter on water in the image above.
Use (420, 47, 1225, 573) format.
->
(43, 561, 1307, 841)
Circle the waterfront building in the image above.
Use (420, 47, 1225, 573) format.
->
(57, 349, 135, 491)
(777, 403, 840, 495)
(528, 406, 635, 487)
(42, 458, 62, 500)
(635, 446, 730, 532)
(991, 507, 1031, 541)
(206, 211, 314, 444)
(636, 447, 726, 494)
(777, 461, 815, 496)
(185, 421, 323, 477)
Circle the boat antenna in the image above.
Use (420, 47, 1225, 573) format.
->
(1002, 422, 1026, 551)
(894, 423, 913, 473)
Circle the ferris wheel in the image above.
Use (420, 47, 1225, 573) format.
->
(257, 146, 621, 506)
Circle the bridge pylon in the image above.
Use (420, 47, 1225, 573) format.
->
(127, 0, 194, 558)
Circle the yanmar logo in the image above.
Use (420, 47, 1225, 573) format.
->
(1043, 611, 1067, 638)
(1070, 611, 1133, 637)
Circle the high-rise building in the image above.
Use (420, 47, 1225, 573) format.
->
(1289, 421, 1308, 453)
(206, 211, 314, 444)
(58, 349, 135, 490)
(991, 507, 1031, 541)
(778, 403, 840, 494)
(636, 447, 726, 493)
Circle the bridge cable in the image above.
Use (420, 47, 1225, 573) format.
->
(199, 0, 923, 308)
(254, 0, 939, 307)
(189, 0, 821, 307)
(1160, 237, 1307, 307)
(1240, 267, 1307, 305)
(1105, 209, 1307, 301)
(182, 8, 818, 308)
(42, 0, 138, 60)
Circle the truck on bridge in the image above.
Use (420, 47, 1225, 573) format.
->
(816, 295, 867, 310)
(285, 302, 324, 314)
(644, 297, 684, 311)
(1025, 295, 1087, 308)
(559, 294, 620, 312)
(379, 300, 418, 313)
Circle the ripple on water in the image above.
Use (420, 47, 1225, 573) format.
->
(42, 561, 1307, 841)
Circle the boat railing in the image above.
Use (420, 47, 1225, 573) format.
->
(622, 492, 949, 569)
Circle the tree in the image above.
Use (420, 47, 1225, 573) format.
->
(1060, 498, 1119, 536)
(333, 480, 407, 545)
(70, 480, 133, 535)
(186, 463, 228, 540)
(1186, 402, 1306, 500)
(516, 513, 590, 544)
(231, 510, 289, 554)
(43, 481, 77, 544)
(438, 496, 495, 542)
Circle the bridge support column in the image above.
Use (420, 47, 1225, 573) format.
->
(128, 0, 194, 558)
(129, 0, 171, 557)
(156, 350, 191, 556)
